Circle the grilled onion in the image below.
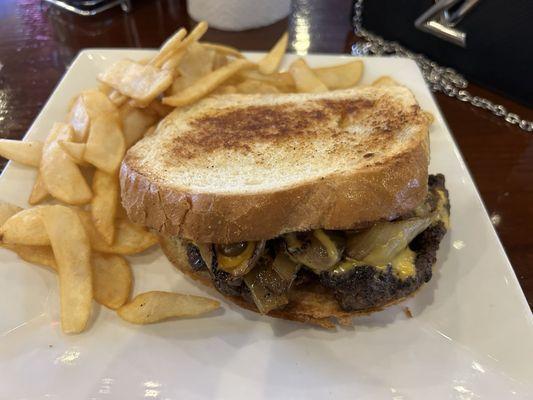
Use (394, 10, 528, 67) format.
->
(244, 260, 288, 314)
(283, 229, 345, 273)
(272, 251, 300, 285)
(243, 251, 300, 314)
(196, 243, 215, 271)
(346, 217, 432, 265)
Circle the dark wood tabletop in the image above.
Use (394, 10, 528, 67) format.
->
(0, 0, 531, 307)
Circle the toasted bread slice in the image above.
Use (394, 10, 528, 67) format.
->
(121, 86, 430, 243)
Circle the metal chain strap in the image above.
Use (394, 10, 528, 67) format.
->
(352, 0, 533, 132)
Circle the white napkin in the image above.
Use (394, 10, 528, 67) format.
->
(187, 0, 291, 31)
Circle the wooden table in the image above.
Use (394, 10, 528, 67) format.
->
(1, 0, 531, 307)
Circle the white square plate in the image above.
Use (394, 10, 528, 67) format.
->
(1, 50, 532, 400)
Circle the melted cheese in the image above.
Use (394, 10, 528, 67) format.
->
(332, 247, 416, 280)
(388, 247, 416, 280)
(368, 247, 416, 279)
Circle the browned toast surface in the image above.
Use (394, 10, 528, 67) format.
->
(121, 86, 430, 243)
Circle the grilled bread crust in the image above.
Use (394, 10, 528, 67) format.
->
(121, 86, 430, 243)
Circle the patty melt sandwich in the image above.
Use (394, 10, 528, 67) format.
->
(120, 86, 450, 328)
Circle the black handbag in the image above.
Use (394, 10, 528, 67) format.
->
(352, 0, 533, 130)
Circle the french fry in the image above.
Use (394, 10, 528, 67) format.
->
(108, 90, 128, 107)
(98, 82, 113, 96)
(91, 170, 118, 245)
(41, 205, 92, 334)
(137, 57, 152, 65)
(98, 59, 174, 106)
(77, 210, 158, 255)
(150, 28, 188, 68)
(313, 60, 364, 89)
(68, 96, 90, 142)
(162, 59, 253, 107)
(236, 79, 281, 94)
(238, 69, 294, 92)
(4, 244, 57, 270)
(289, 58, 328, 93)
(84, 89, 119, 115)
(4, 244, 131, 311)
(258, 32, 288, 75)
(147, 101, 173, 118)
(178, 43, 216, 80)
(201, 42, 244, 59)
(0, 139, 42, 167)
(372, 76, 398, 87)
(212, 52, 229, 70)
(117, 291, 220, 324)
(84, 114, 125, 174)
(92, 253, 132, 309)
(170, 21, 209, 59)
(0, 207, 49, 246)
(185, 21, 209, 39)
(169, 74, 197, 96)
(0, 201, 23, 226)
(167, 43, 216, 96)
(213, 85, 238, 95)
(69, 90, 118, 142)
(59, 140, 87, 165)
(40, 123, 92, 204)
(28, 173, 49, 205)
(120, 105, 158, 148)
(160, 50, 187, 73)
(3, 244, 131, 312)
(144, 125, 156, 138)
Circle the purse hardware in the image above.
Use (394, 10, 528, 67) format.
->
(352, 0, 533, 132)
(414, 0, 481, 47)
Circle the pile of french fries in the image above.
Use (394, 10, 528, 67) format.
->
(0, 21, 375, 334)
